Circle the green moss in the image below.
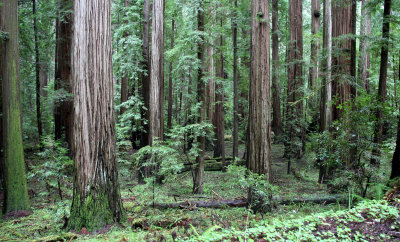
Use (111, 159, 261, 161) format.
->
(68, 189, 125, 232)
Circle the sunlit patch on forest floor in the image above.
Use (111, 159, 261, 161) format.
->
(0, 144, 399, 241)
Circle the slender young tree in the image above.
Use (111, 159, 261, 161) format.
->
(286, 0, 304, 165)
(1, 0, 31, 214)
(371, 0, 392, 167)
(246, 0, 271, 179)
(54, 0, 73, 151)
(232, 0, 239, 159)
(193, 1, 206, 194)
(120, 0, 129, 115)
(214, 11, 225, 166)
(358, 0, 371, 93)
(271, 0, 282, 136)
(33, 0, 42, 141)
(68, 0, 124, 231)
(167, 18, 175, 130)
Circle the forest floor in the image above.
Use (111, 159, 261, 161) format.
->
(0, 143, 399, 241)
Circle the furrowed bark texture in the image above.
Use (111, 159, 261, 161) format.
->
(54, 0, 73, 152)
(371, 0, 391, 166)
(193, 3, 206, 194)
(232, 0, 239, 159)
(1, 0, 31, 213)
(286, 0, 304, 159)
(68, 0, 124, 231)
(150, 0, 165, 144)
(246, 0, 271, 179)
(271, 0, 282, 136)
(332, 0, 353, 121)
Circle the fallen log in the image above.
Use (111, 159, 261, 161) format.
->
(181, 162, 223, 172)
(153, 199, 248, 209)
(153, 196, 345, 209)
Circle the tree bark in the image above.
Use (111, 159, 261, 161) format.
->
(206, 45, 215, 126)
(33, 0, 42, 141)
(214, 14, 225, 167)
(246, 0, 271, 179)
(271, 0, 282, 137)
(232, 0, 239, 159)
(54, 0, 73, 153)
(1, 0, 31, 213)
(286, 0, 304, 160)
(358, 0, 371, 93)
(371, 0, 392, 167)
(309, 0, 321, 89)
(319, 0, 333, 183)
(332, 0, 354, 121)
(140, 0, 151, 148)
(120, 0, 130, 115)
(167, 19, 175, 130)
(193, 2, 206, 194)
(68, 0, 125, 231)
(149, 0, 164, 144)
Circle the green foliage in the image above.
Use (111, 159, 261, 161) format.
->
(28, 136, 72, 198)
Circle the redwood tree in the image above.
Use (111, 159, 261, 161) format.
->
(246, 0, 271, 179)
(358, 0, 371, 93)
(232, 0, 239, 159)
(54, 0, 73, 151)
(271, 0, 282, 136)
(371, 0, 392, 166)
(1, 0, 31, 213)
(33, 0, 42, 141)
(68, 0, 124, 231)
(193, 1, 206, 194)
(286, 0, 304, 163)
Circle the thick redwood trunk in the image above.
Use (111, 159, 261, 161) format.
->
(167, 19, 175, 130)
(271, 0, 282, 137)
(1, 0, 31, 213)
(309, 0, 321, 89)
(232, 0, 239, 159)
(371, 0, 392, 167)
(68, 0, 124, 231)
(286, 0, 304, 160)
(246, 0, 271, 179)
(54, 0, 73, 152)
(193, 3, 205, 194)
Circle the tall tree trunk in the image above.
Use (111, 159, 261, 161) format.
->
(332, 0, 354, 121)
(140, 0, 151, 148)
(137, 0, 151, 183)
(54, 0, 73, 153)
(358, 0, 371, 93)
(246, 0, 271, 179)
(309, 0, 321, 89)
(206, 45, 215, 125)
(286, 0, 304, 162)
(120, 0, 129, 115)
(232, 0, 239, 159)
(33, 0, 42, 141)
(193, 2, 205, 194)
(371, 0, 392, 167)
(214, 14, 225, 167)
(150, 0, 164, 144)
(167, 19, 175, 130)
(271, 0, 282, 136)
(392, 56, 400, 179)
(319, 0, 333, 183)
(68, 0, 125, 231)
(1, 0, 31, 214)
